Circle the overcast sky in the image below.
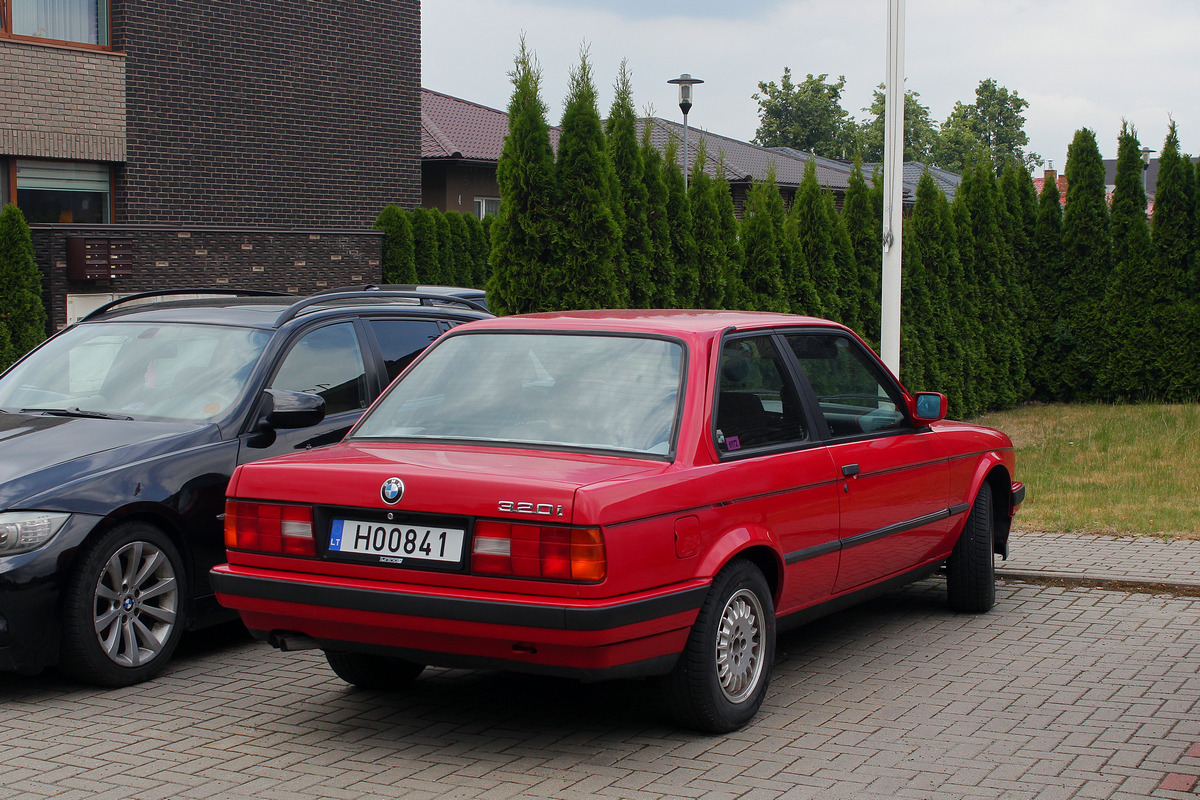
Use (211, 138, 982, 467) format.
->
(423, 0, 1200, 174)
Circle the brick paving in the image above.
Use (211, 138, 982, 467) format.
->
(999, 531, 1200, 589)
(1, 568, 1198, 800)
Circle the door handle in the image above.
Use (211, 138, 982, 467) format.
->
(841, 463, 860, 478)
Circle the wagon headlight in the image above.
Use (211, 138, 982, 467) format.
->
(0, 512, 70, 556)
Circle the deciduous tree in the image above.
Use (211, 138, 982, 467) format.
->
(857, 86, 938, 163)
(752, 69, 855, 158)
(933, 79, 1040, 173)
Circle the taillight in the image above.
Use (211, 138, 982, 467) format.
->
(471, 521, 605, 582)
(225, 500, 315, 556)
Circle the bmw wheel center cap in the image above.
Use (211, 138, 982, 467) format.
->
(381, 478, 405, 505)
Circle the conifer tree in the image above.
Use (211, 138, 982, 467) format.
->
(898, 217, 930, 392)
(663, 136, 698, 306)
(739, 168, 789, 312)
(464, 212, 489, 287)
(549, 47, 621, 309)
(0, 204, 45, 369)
(445, 211, 473, 286)
(1194, 156, 1200, 298)
(950, 193, 986, 415)
(1101, 122, 1159, 399)
(781, 204, 823, 317)
(1153, 123, 1194, 296)
(841, 157, 881, 346)
(907, 172, 955, 393)
(713, 154, 746, 308)
(932, 186, 968, 413)
(1029, 172, 1065, 400)
(689, 141, 727, 308)
(606, 61, 653, 308)
(964, 158, 1023, 409)
(826, 190, 857, 332)
(1000, 160, 1038, 400)
(1152, 124, 1199, 396)
(1059, 127, 1112, 399)
(0, 316, 12, 372)
(790, 159, 836, 317)
(487, 38, 557, 315)
(373, 205, 417, 284)
(409, 207, 441, 284)
(641, 122, 675, 307)
(424, 209, 448, 284)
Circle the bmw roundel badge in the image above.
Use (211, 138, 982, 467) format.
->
(381, 477, 405, 505)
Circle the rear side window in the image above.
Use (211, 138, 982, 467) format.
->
(271, 322, 368, 415)
(368, 319, 443, 383)
(787, 333, 907, 437)
(714, 336, 807, 454)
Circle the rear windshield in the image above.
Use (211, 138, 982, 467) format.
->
(350, 332, 684, 456)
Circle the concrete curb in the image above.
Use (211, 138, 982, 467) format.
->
(997, 567, 1200, 591)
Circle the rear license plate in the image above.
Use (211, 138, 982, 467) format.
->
(328, 518, 465, 566)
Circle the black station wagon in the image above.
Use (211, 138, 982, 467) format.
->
(0, 287, 490, 686)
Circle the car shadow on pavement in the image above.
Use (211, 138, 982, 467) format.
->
(273, 580, 965, 740)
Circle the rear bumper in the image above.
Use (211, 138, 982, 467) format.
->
(210, 564, 706, 681)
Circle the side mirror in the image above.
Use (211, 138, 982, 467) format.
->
(262, 388, 326, 430)
(246, 389, 326, 448)
(911, 392, 948, 424)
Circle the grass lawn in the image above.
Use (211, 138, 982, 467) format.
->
(974, 403, 1200, 539)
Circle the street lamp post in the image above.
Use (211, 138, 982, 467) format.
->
(668, 74, 703, 191)
(1140, 146, 1156, 196)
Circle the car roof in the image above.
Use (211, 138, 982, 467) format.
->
(449, 309, 849, 338)
(80, 289, 491, 329)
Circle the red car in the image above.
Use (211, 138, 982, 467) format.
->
(212, 310, 1023, 732)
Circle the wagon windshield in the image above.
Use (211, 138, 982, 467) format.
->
(350, 332, 684, 456)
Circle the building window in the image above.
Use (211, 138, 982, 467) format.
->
(7, 0, 109, 46)
(16, 160, 111, 223)
(474, 197, 501, 219)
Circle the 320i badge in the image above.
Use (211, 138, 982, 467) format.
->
(211, 310, 1023, 733)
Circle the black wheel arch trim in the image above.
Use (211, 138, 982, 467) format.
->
(210, 569, 708, 632)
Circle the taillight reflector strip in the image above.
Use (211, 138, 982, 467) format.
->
(471, 521, 605, 582)
(225, 500, 315, 556)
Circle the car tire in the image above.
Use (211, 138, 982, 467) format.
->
(58, 522, 187, 687)
(662, 559, 776, 733)
(946, 481, 996, 613)
(324, 650, 425, 690)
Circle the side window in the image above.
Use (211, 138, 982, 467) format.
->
(714, 336, 807, 454)
(787, 333, 907, 437)
(368, 319, 443, 384)
(271, 322, 368, 416)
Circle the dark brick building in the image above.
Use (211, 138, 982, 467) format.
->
(2, 0, 420, 329)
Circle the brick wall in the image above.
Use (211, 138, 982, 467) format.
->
(0, 39, 126, 161)
(31, 225, 383, 331)
(112, 0, 421, 227)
